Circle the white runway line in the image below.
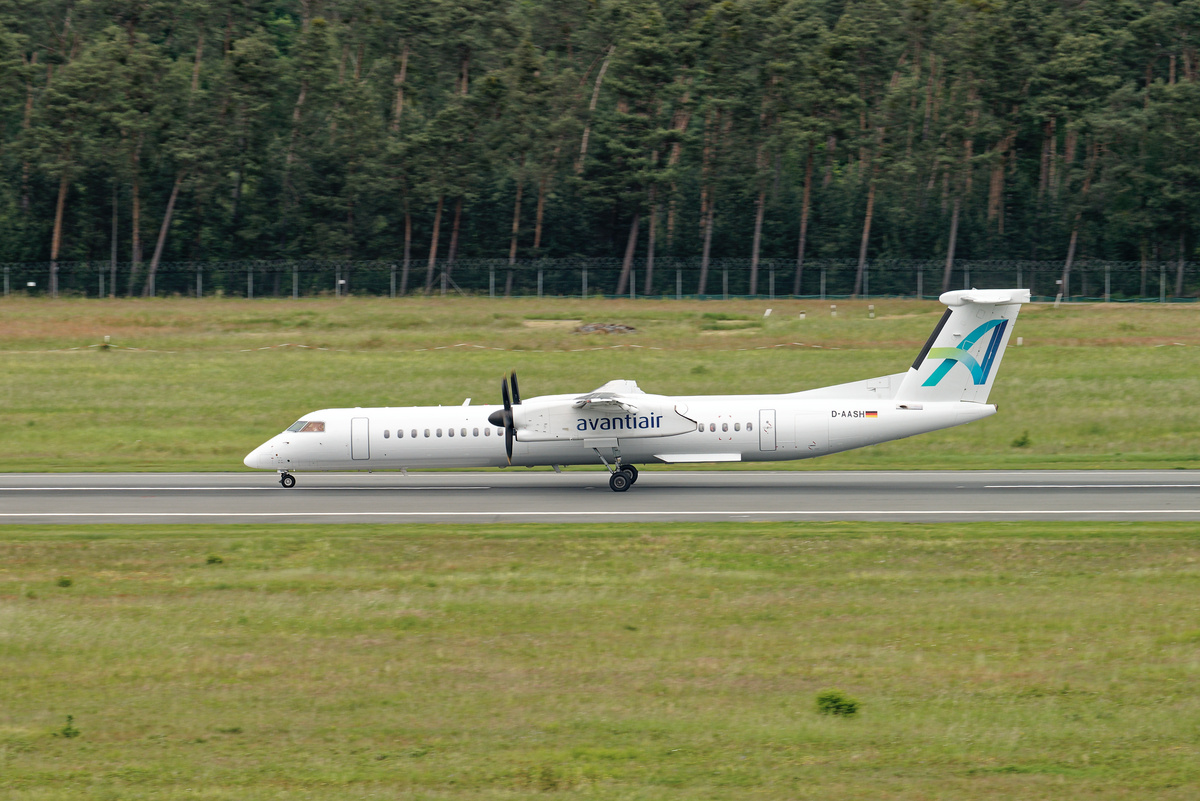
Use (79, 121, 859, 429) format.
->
(3, 510, 1199, 519)
(0, 486, 491, 492)
(986, 484, 1200, 489)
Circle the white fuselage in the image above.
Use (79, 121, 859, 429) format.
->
(243, 393, 996, 472)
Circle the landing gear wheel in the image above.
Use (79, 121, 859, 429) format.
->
(622, 465, 639, 484)
(280, 473, 296, 488)
(608, 471, 631, 492)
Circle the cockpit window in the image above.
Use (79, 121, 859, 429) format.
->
(299, 421, 325, 433)
(287, 421, 306, 432)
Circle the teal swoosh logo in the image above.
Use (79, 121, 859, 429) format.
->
(922, 319, 1009, 386)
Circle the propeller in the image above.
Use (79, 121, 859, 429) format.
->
(487, 371, 520, 464)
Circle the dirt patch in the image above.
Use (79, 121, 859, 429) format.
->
(576, 323, 637, 334)
(522, 319, 581, 329)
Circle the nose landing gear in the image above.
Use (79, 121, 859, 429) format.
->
(279, 471, 296, 488)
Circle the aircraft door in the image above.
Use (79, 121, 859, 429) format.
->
(758, 409, 776, 451)
(351, 417, 370, 460)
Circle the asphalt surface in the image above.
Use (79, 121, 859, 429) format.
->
(1, 470, 1198, 524)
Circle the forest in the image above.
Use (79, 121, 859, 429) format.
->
(1, 0, 1198, 298)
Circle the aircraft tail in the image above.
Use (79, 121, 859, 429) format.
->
(894, 289, 1030, 404)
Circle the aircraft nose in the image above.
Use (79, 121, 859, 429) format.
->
(244, 442, 270, 469)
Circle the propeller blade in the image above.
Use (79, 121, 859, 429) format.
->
(510, 372, 521, 405)
(492, 375, 516, 465)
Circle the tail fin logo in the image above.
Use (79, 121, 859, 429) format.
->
(922, 319, 1009, 387)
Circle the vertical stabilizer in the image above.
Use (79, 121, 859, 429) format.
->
(894, 289, 1030, 404)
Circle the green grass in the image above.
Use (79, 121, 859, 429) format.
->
(1, 296, 1198, 470)
(2, 522, 1198, 799)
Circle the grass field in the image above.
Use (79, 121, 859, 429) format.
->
(2, 522, 1198, 799)
(3, 300, 1199, 799)
(1, 296, 1198, 470)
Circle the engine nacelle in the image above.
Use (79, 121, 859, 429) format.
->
(514, 396, 696, 442)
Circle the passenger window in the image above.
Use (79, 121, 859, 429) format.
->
(436, 428, 443, 437)
(734, 422, 741, 431)
(424, 429, 430, 438)
(722, 423, 728, 432)
(747, 422, 753, 431)
(709, 423, 716, 432)
(300, 421, 325, 433)
(497, 428, 504, 436)
(398, 429, 404, 438)
(448, 428, 455, 437)
(411, 429, 417, 438)
(484, 428, 491, 436)
(384, 429, 390, 439)
(697, 423, 703, 432)
(461, 428, 467, 437)
(473, 428, 479, 437)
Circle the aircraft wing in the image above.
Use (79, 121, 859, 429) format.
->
(573, 379, 646, 406)
(573, 391, 640, 412)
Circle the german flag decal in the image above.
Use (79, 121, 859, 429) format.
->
(865, 411, 878, 418)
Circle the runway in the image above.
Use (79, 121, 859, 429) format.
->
(1, 470, 1198, 523)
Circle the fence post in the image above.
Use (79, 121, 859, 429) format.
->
(964, 264, 970, 290)
(197, 264, 203, 298)
(149, 272, 155, 298)
(538, 268, 543, 298)
(247, 265, 254, 299)
(864, 262, 869, 299)
(820, 267, 826, 301)
(630, 268, 636, 300)
(292, 264, 298, 299)
(769, 265, 775, 300)
(676, 267, 681, 300)
(582, 267, 588, 298)
(722, 265, 728, 300)
(4, 265, 9, 297)
(917, 266, 922, 299)
(390, 263, 396, 298)
(441, 270, 447, 296)
(1017, 264, 1023, 290)
(1104, 262, 1110, 302)
(489, 266, 496, 298)
(1160, 264, 1166, 303)
(98, 265, 104, 299)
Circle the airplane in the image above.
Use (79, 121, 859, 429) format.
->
(244, 288, 1030, 491)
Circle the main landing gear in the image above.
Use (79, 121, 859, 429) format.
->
(279, 471, 296, 488)
(595, 449, 639, 492)
(608, 466, 639, 492)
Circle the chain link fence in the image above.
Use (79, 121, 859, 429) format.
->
(3, 257, 1196, 301)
